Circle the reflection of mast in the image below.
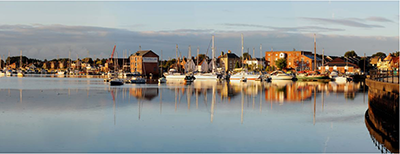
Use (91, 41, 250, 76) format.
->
(111, 89, 116, 125)
(260, 88, 262, 113)
(175, 87, 178, 112)
(241, 87, 244, 124)
(313, 87, 316, 125)
(211, 85, 216, 123)
(187, 87, 191, 110)
(322, 87, 324, 111)
(196, 88, 199, 109)
(160, 86, 162, 114)
(19, 89, 22, 103)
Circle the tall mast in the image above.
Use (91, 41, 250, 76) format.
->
(253, 48, 255, 59)
(69, 49, 71, 71)
(260, 44, 262, 69)
(212, 35, 215, 73)
(188, 45, 191, 60)
(176, 44, 179, 72)
(20, 50, 22, 69)
(314, 34, 317, 71)
(241, 34, 244, 68)
(322, 48, 324, 72)
(197, 47, 199, 70)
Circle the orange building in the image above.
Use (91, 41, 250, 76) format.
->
(265, 51, 321, 71)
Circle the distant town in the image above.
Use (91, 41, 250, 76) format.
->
(0, 48, 398, 76)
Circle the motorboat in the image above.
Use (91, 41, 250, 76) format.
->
(194, 72, 219, 80)
(334, 76, 348, 83)
(164, 69, 186, 80)
(158, 77, 167, 83)
(130, 77, 146, 84)
(110, 78, 124, 86)
(184, 74, 196, 82)
(270, 71, 294, 80)
(296, 71, 330, 81)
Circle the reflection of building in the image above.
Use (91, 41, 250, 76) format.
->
(130, 50, 159, 76)
(130, 88, 159, 100)
(264, 51, 322, 70)
(264, 82, 313, 102)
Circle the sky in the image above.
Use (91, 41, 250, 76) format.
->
(0, 1, 398, 60)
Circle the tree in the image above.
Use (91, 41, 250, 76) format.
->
(372, 52, 386, 58)
(234, 61, 240, 68)
(275, 58, 287, 70)
(242, 52, 251, 59)
(344, 50, 358, 58)
(391, 51, 399, 57)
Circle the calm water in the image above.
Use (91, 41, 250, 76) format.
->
(0, 76, 386, 152)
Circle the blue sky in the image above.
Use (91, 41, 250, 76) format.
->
(0, 1, 398, 60)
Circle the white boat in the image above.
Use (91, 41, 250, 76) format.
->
(57, 70, 66, 75)
(0, 71, 5, 77)
(230, 71, 247, 81)
(110, 78, 124, 86)
(164, 69, 186, 80)
(158, 77, 167, 83)
(194, 72, 219, 80)
(6, 70, 12, 77)
(270, 71, 294, 80)
(130, 77, 146, 84)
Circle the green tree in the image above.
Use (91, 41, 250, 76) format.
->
(275, 58, 287, 70)
(371, 52, 386, 58)
(234, 61, 240, 68)
(344, 50, 358, 58)
(242, 52, 251, 59)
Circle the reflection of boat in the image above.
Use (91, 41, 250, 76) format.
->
(110, 78, 124, 86)
(333, 76, 348, 83)
(271, 80, 293, 88)
(270, 71, 294, 80)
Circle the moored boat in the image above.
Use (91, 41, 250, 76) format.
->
(158, 77, 167, 83)
(270, 71, 294, 80)
(110, 78, 124, 86)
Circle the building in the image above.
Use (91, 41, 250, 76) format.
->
(376, 53, 399, 71)
(219, 50, 241, 72)
(265, 51, 322, 71)
(323, 57, 360, 73)
(130, 50, 159, 76)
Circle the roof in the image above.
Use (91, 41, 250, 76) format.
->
(384, 53, 393, 61)
(370, 56, 381, 64)
(221, 53, 239, 59)
(303, 54, 322, 61)
(325, 57, 359, 67)
(133, 50, 153, 56)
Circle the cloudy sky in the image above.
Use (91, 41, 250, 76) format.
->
(0, 1, 398, 60)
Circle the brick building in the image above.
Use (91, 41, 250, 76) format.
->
(265, 51, 322, 71)
(218, 50, 241, 72)
(130, 50, 159, 76)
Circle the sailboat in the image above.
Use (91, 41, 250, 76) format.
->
(158, 50, 167, 83)
(17, 50, 24, 77)
(109, 50, 124, 86)
(164, 44, 194, 80)
(194, 36, 220, 80)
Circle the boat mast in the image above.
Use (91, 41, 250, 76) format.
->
(176, 44, 179, 73)
(20, 50, 22, 69)
(241, 34, 244, 68)
(322, 48, 324, 72)
(212, 35, 215, 73)
(314, 34, 317, 72)
(197, 47, 199, 71)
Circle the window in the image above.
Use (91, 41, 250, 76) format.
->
(275, 54, 278, 56)
(268, 54, 270, 56)
(135, 63, 137, 66)
(135, 57, 137, 61)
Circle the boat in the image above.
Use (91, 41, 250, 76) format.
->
(184, 74, 196, 84)
(270, 71, 294, 80)
(6, 70, 12, 77)
(110, 78, 124, 86)
(194, 72, 219, 80)
(57, 70, 66, 75)
(164, 69, 186, 80)
(296, 71, 330, 81)
(0, 71, 5, 77)
(130, 77, 146, 84)
(158, 77, 167, 83)
(17, 70, 24, 77)
(334, 76, 348, 83)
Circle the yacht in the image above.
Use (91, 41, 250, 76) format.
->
(164, 69, 186, 80)
(129, 77, 146, 84)
(158, 77, 167, 83)
(270, 71, 294, 80)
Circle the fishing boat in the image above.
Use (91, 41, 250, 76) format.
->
(270, 71, 294, 80)
(110, 78, 124, 86)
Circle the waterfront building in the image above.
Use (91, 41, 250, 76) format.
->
(323, 57, 360, 73)
(264, 51, 322, 71)
(129, 50, 159, 76)
(219, 50, 241, 72)
(376, 53, 399, 71)
(197, 58, 210, 73)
